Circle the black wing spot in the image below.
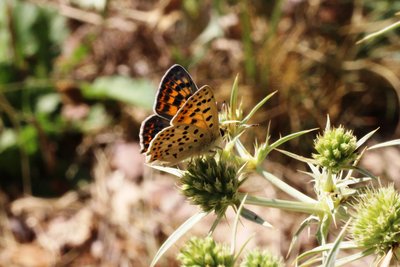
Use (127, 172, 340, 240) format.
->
(162, 105, 170, 113)
(194, 108, 201, 112)
(206, 115, 212, 121)
(192, 119, 198, 123)
(209, 123, 214, 128)
(168, 144, 172, 148)
(179, 148, 184, 152)
(194, 129, 199, 134)
(203, 107, 211, 114)
(184, 126, 189, 130)
(183, 131, 188, 135)
(173, 153, 178, 158)
(172, 97, 181, 107)
(200, 133, 204, 138)
(194, 139, 198, 142)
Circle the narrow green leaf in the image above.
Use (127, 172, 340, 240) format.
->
(288, 215, 319, 257)
(344, 166, 378, 180)
(297, 241, 359, 263)
(299, 255, 323, 267)
(336, 176, 371, 187)
(256, 167, 317, 204)
(380, 249, 393, 267)
(368, 139, 400, 150)
(150, 212, 208, 267)
(316, 214, 330, 246)
(333, 248, 375, 266)
(275, 148, 318, 164)
(240, 207, 272, 227)
(325, 115, 331, 131)
(231, 195, 247, 255)
(229, 74, 240, 118)
(243, 194, 322, 214)
(356, 128, 379, 149)
(325, 219, 351, 267)
(149, 165, 184, 178)
(241, 91, 277, 125)
(269, 128, 318, 152)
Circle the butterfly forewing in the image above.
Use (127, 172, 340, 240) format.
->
(154, 65, 198, 120)
(139, 114, 170, 153)
(171, 85, 219, 136)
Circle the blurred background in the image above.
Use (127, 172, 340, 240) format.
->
(0, 0, 399, 266)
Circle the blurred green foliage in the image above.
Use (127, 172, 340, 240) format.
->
(0, 0, 154, 196)
(82, 76, 155, 109)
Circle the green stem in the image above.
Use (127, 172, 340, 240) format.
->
(240, 0, 256, 81)
(242, 194, 325, 215)
(257, 166, 316, 203)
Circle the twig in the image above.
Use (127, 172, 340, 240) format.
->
(0, 93, 31, 195)
(58, 4, 137, 32)
(356, 20, 400, 44)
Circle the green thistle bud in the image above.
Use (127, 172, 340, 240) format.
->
(180, 156, 242, 216)
(350, 186, 400, 255)
(240, 249, 284, 267)
(312, 126, 357, 172)
(177, 237, 234, 267)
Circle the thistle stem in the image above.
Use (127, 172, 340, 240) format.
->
(242, 194, 326, 215)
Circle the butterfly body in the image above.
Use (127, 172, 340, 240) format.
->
(139, 65, 220, 165)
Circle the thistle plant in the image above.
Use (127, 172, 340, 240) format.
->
(149, 75, 400, 267)
(177, 237, 234, 267)
(350, 186, 400, 263)
(240, 249, 284, 267)
(312, 125, 358, 173)
(180, 156, 243, 217)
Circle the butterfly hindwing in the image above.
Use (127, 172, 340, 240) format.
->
(139, 114, 170, 153)
(147, 124, 213, 164)
(154, 65, 198, 120)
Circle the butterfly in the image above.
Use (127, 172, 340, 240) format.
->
(139, 64, 220, 165)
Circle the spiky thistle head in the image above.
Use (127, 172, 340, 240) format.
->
(312, 126, 357, 173)
(240, 249, 284, 267)
(180, 156, 242, 217)
(177, 236, 234, 267)
(350, 186, 400, 256)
